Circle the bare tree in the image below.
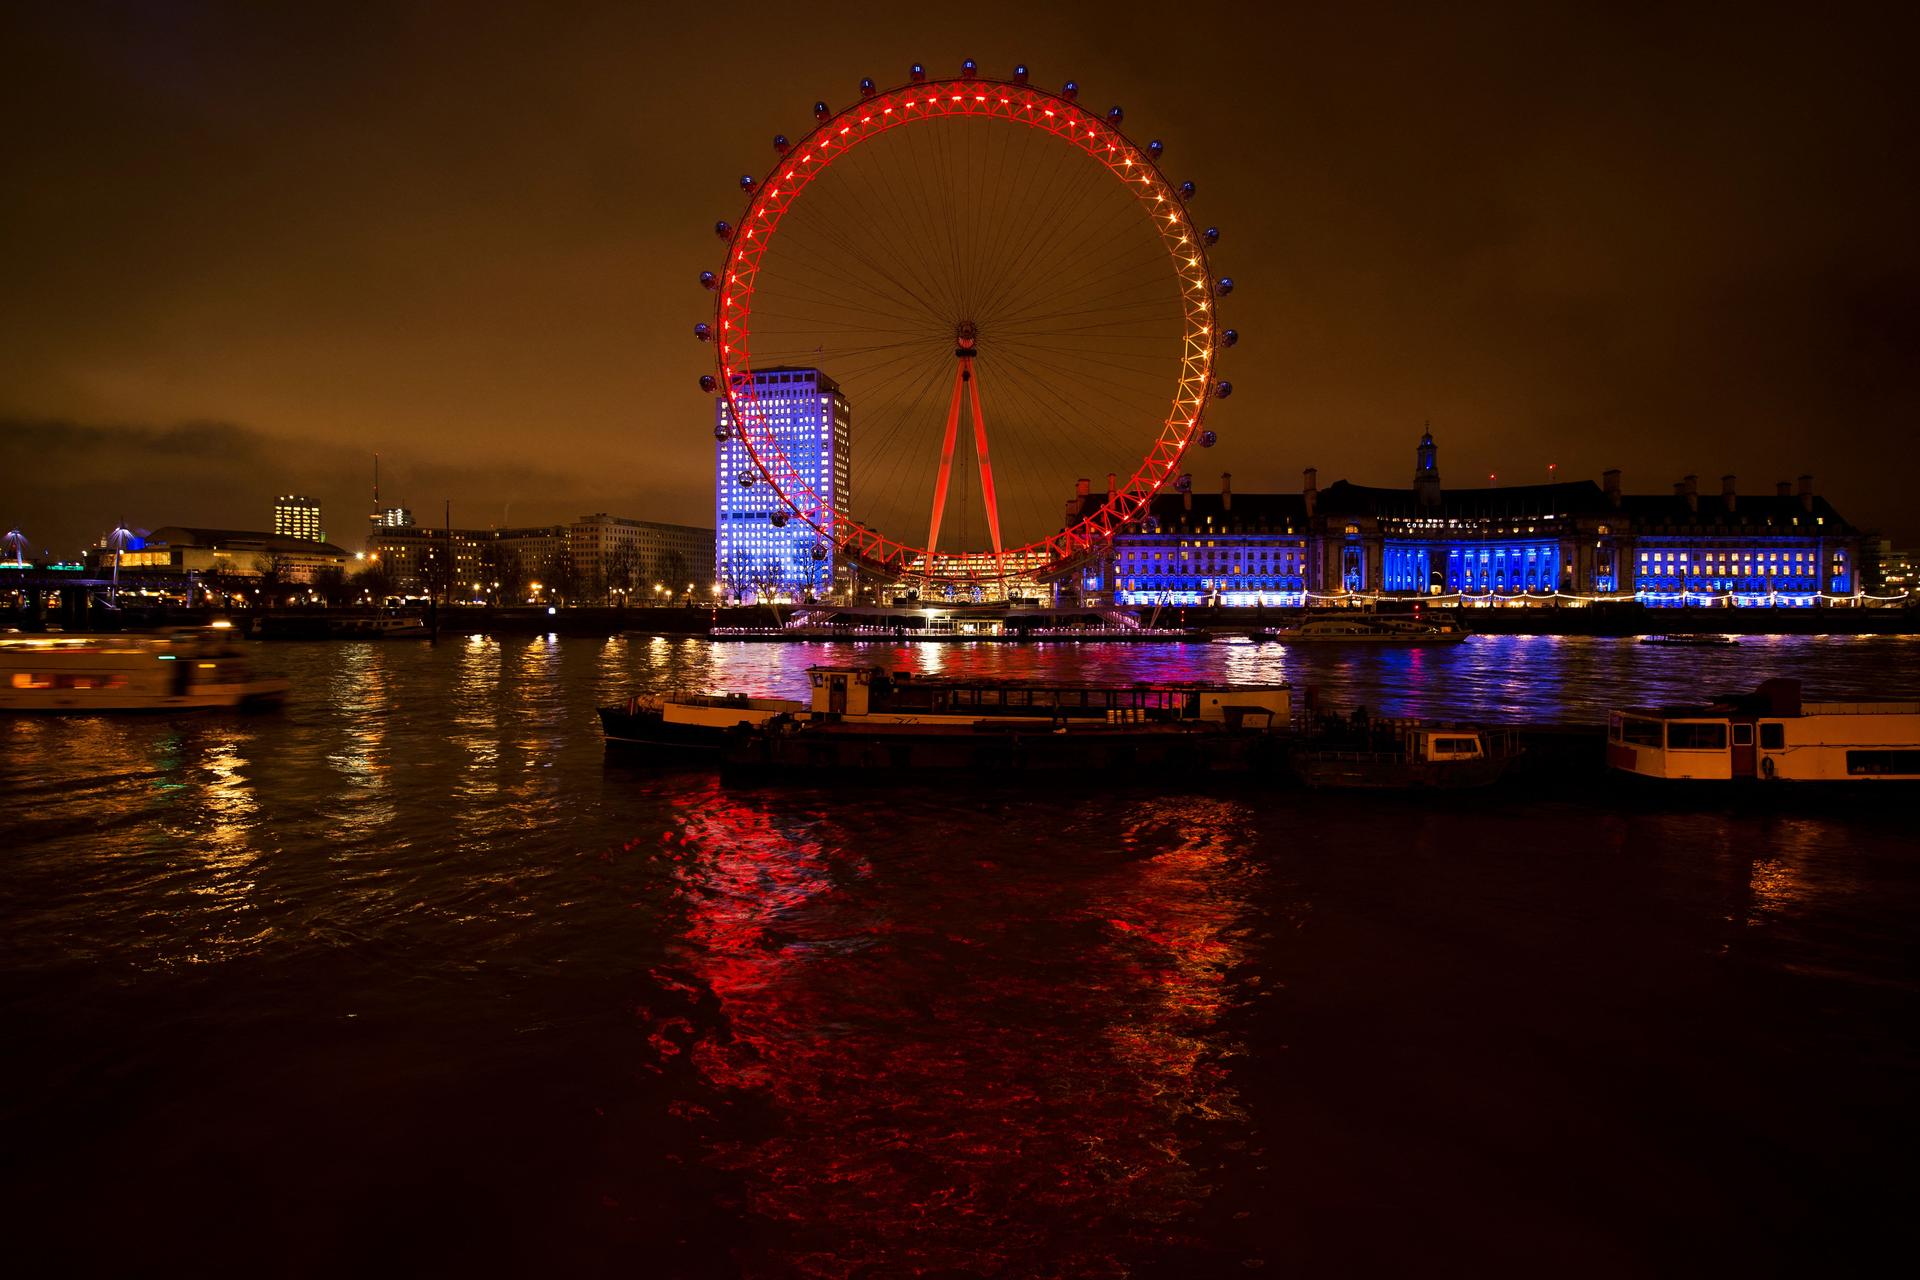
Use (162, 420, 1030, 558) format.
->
(252, 554, 294, 609)
(603, 544, 639, 604)
(312, 565, 348, 607)
(538, 553, 578, 606)
(354, 559, 395, 605)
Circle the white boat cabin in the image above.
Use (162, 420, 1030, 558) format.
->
(1607, 678, 1920, 783)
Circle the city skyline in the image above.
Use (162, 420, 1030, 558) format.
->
(5, 3, 1917, 553)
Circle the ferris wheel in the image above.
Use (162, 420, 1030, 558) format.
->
(698, 61, 1237, 586)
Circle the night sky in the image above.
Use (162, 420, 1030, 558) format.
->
(4, 0, 1916, 554)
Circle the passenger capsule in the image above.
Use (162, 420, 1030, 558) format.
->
(1200, 430, 1218, 448)
(699, 270, 717, 290)
(1147, 139, 1163, 159)
(714, 220, 733, 240)
(1175, 473, 1193, 493)
(1062, 80, 1079, 100)
(712, 421, 728, 439)
(1215, 380, 1233, 398)
(1216, 276, 1234, 296)
(962, 59, 978, 79)
(910, 63, 927, 82)
(1013, 64, 1029, 84)
(770, 510, 787, 527)
(1222, 328, 1238, 348)
(701, 376, 719, 395)
(813, 100, 830, 122)
(737, 470, 756, 488)
(1179, 180, 1196, 200)
(1203, 226, 1219, 245)
(773, 134, 790, 154)
(811, 542, 829, 561)
(738, 174, 755, 193)
(859, 77, 876, 97)
(1106, 105, 1124, 124)
(693, 322, 712, 342)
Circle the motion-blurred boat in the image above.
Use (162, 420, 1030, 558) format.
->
(0, 627, 290, 711)
(1266, 615, 1467, 644)
(1638, 633, 1738, 646)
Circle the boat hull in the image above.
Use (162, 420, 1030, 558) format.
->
(1267, 631, 1468, 645)
(598, 699, 803, 756)
(724, 722, 1287, 779)
(0, 678, 290, 712)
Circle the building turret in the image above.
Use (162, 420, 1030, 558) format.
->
(1414, 428, 1441, 508)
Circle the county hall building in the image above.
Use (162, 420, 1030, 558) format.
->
(1073, 431, 1859, 608)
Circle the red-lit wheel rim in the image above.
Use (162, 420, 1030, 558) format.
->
(716, 78, 1218, 584)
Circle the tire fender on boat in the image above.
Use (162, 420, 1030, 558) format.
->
(1761, 755, 1775, 780)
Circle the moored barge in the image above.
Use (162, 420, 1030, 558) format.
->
(1606, 678, 1920, 785)
(723, 664, 1294, 778)
(1290, 711, 1521, 789)
(599, 690, 807, 755)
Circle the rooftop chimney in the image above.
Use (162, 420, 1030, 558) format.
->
(1721, 474, 1736, 513)
(1181, 475, 1193, 512)
(1221, 471, 1232, 512)
(1303, 466, 1318, 518)
(1075, 477, 1090, 499)
(1678, 474, 1698, 513)
(1797, 474, 1813, 511)
(1776, 480, 1792, 497)
(1602, 468, 1622, 509)
(1106, 472, 1117, 497)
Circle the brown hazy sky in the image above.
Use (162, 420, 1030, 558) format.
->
(3, 0, 1917, 553)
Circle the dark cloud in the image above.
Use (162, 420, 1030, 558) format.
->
(1, 1, 1915, 546)
(0, 418, 675, 555)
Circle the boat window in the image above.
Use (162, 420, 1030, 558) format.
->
(1005, 690, 1028, 707)
(1759, 723, 1785, 750)
(1618, 717, 1663, 747)
(1666, 722, 1728, 751)
(1433, 737, 1480, 755)
(1846, 750, 1920, 776)
(1731, 723, 1753, 746)
(11, 673, 54, 689)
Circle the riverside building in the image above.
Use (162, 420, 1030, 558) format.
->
(1071, 430, 1862, 608)
(714, 367, 852, 602)
(367, 516, 711, 601)
(272, 495, 324, 542)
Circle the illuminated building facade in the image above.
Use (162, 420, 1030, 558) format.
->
(98, 527, 351, 582)
(273, 495, 323, 542)
(1075, 475, 1312, 608)
(570, 514, 714, 600)
(367, 517, 712, 601)
(1072, 432, 1861, 608)
(715, 367, 852, 601)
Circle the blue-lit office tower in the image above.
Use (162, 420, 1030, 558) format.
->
(714, 367, 852, 600)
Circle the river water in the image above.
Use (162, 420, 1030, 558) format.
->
(3, 635, 1918, 1276)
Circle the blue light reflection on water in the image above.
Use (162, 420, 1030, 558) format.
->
(653, 632, 1920, 722)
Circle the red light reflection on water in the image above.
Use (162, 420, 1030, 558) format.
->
(647, 779, 1260, 1276)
